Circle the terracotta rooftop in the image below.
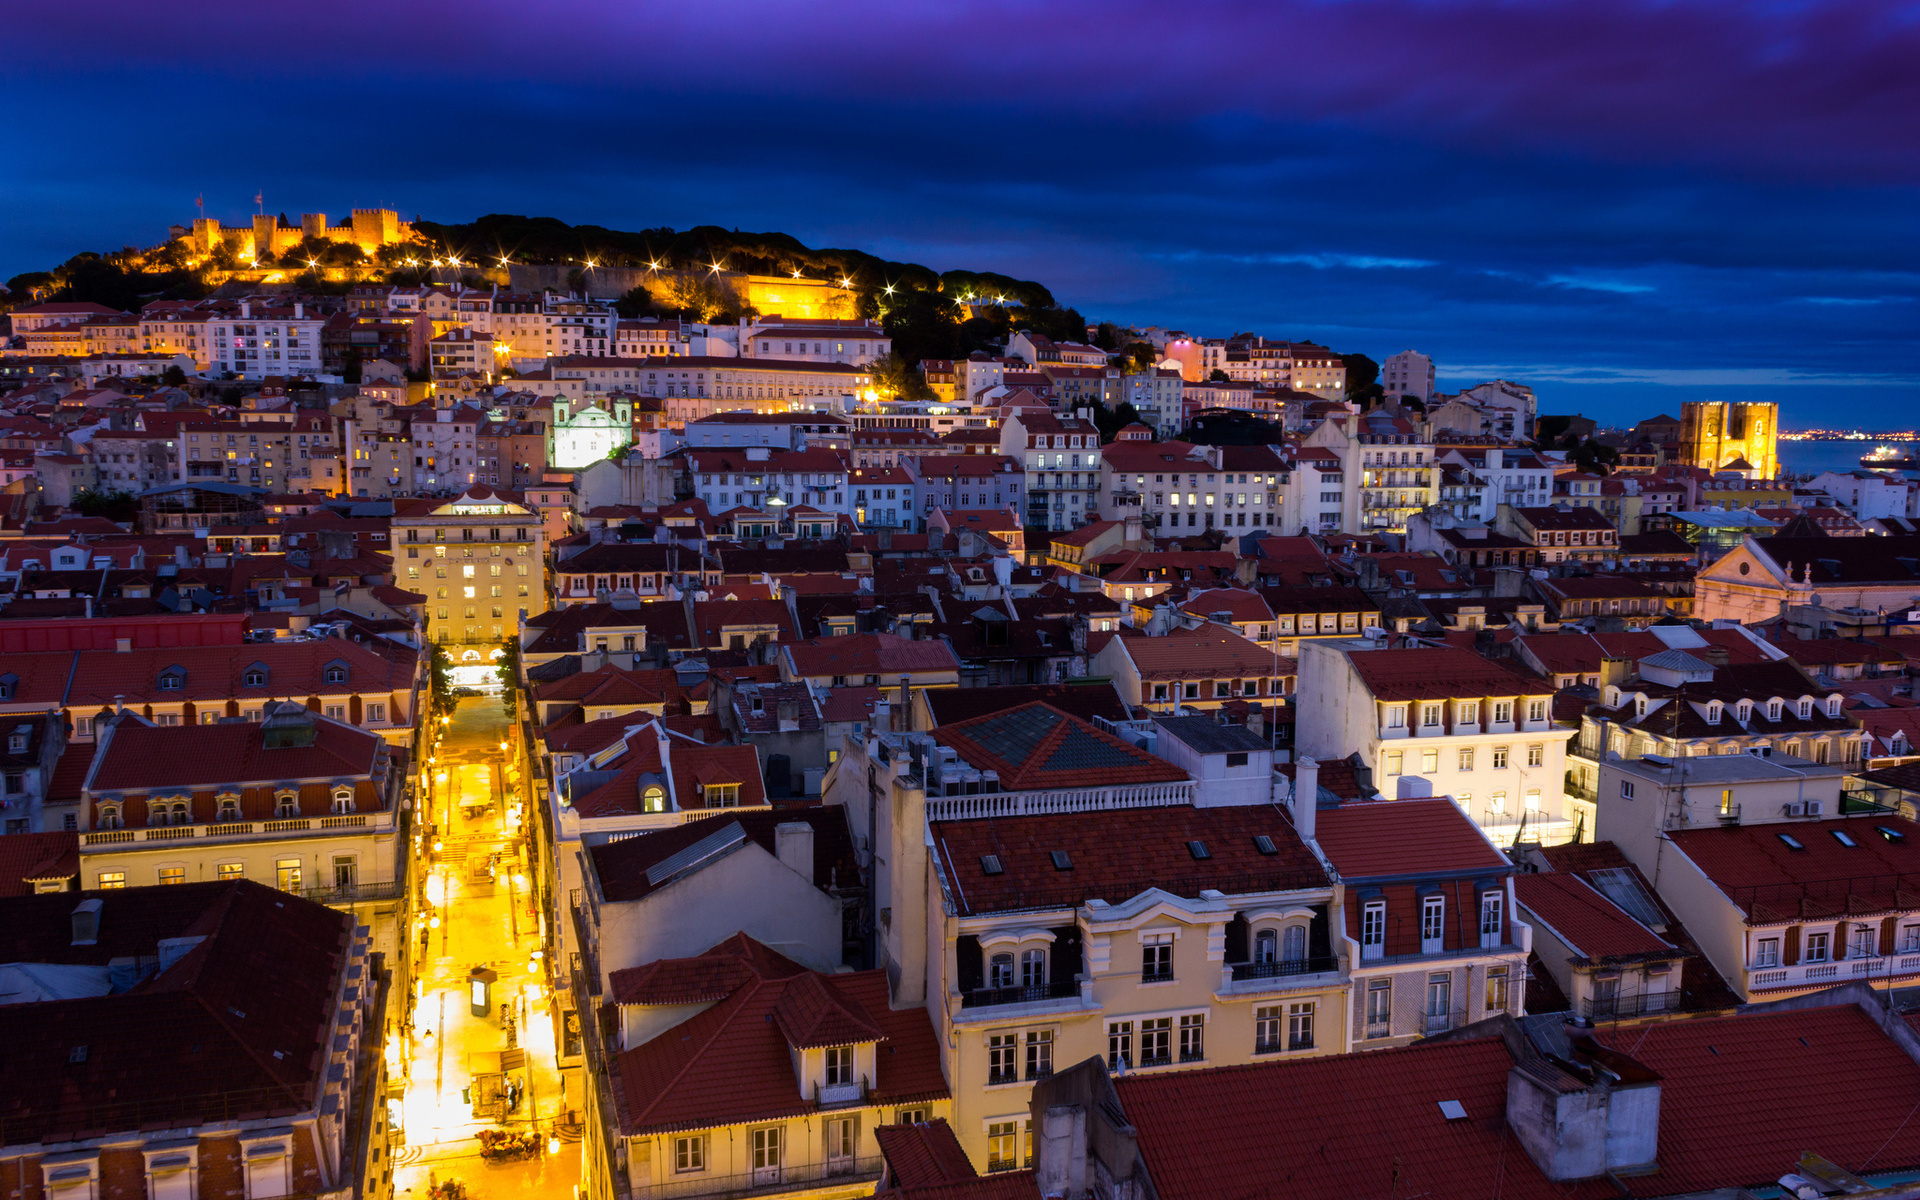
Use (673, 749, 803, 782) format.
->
(1309, 798, 1510, 878)
(784, 632, 960, 679)
(930, 702, 1186, 793)
(1665, 815, 1920, 922)
(1344, 645, 1551, 703)
(612, 944, 946, 1135)
(1112, 627, 1286, 681)
(1513, 873, 1677, 963)
(591, 807, 858, 904)
(932, 802, 1326, 916)
(874, 1120, 980, 1189)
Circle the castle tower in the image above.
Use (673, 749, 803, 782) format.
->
(302, 213, 328, 241)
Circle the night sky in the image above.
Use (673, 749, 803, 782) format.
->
(8, 1, 1918, 428)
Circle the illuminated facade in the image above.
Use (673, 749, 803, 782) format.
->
(392, 488, 548, 647)
(1680, 401, 1778, 477)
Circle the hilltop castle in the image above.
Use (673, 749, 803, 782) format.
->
(169, 208, 414, 261)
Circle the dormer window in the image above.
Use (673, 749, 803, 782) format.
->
(97, 802, 123, 830)
(705, 783, 740, 808)
(1798, 698, 1814, 719)
(1706, 701, 1722, 725)
(1736, 701, 1752, 723)
(216, 793, 240, 823)
(243, 664, 268, 688)
(323, 662, 348, 685)
(1767, 699, 1783, 722)
(824, 1045, 855, 1087)
(331, 787, 354, 814)
(1827, 696, 1842, 717)
(158, 668, 185, 691)
(0, 674, 16, 701)
(641, 784, 667, 813)
(274, 789, 299, 819)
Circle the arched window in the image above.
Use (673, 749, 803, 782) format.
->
(641, 785, 667, 813)
(331, 787, 354, 814)
(1768, 699, 1783, 722)
(275, 790, 299, 819)
(1282, 925, 1307, 963)
(1254, 929, 1277, 964)
(97, 803, 122, 830)
(1021, 949, 1047, 988)
(989, 953, 1015, 989)
(216, 794, 240, 823)
(166, 800, 192, 826)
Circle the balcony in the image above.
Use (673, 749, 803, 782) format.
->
(961, 980, 1080, 1009)
(1748, 953, 1920, 992)
(1584, 990, 1681, 1021)
(81, 810, 397, 850)
(814, 1076, 868, 1108)
(633, 1157, 885, 1200)
(1228, 955, 1339, 982)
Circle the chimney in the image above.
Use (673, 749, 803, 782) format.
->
(113, 694, 125, 713)
(71, 898, 102, 946)
(294, 301, 304, 320)
(776, 698, 799, 731)
(1292, 756, 1319, 841)
(240, 300, 251, 319)
(1245, 703, 1265, 741)
(774, 821, 815, 881)
(1507, 1039, 1661, 1180)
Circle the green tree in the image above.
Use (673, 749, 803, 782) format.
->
(1570, 438, 1622, 476)
(496, 640, 521, 722)
(1209, 368, 1230, 382)
(69, 488, 137, 523)
(1092, 322, 1124, 351)
(161, 365, 188, 387)
(429, 644, 456, 715)
(1121, 341, 1157, 371)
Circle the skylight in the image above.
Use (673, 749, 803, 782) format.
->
(1879, 826, 1907, 844)
(1437, 1100, 1467, 1121)
(1831, 830, 1858, 848)
(1187, 840, 1211, 860)
(1253, 835, 1278, 855)
(980, 855, 1004, 876)
(1050, 850, 1073, 871)
(1778, 834, 1806, 851)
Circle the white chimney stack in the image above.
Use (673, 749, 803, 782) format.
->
(1292, 756, 1319, 842)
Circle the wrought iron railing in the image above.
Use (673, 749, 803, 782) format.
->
(1229, 955, 1339, 981)
(1584, 991, 1681, 1021)
(961, 979, 1079, 1008)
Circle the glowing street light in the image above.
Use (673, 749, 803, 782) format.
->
(884, 284, 896, 295)
(648, 259, 661, 270)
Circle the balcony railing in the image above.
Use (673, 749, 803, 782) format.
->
(82, 811, 396, 849)
(1584, 990, 1682, 1021)
(1748, 953, 1920, 991)
(815, 1076, 867, 1108)
(1229, 955, 1339, 981)
(636, 1156, 883, 1200)
(961, 980, 1079, 1009)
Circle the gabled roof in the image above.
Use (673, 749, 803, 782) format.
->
(932, 802, 1326, 916)
(930, 702, 1186, 793)
(1111, 627, 1286, 681)
(0, 831, 79, 896)
(1344, 645, 1548, 702)
(784, 632, 959, 679)
(612, 944, 945, 1135)
(89, 713, 382, 792)
(922, 683, 1128, 728)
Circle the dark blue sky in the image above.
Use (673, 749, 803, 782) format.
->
(8, 0, 1919, 428)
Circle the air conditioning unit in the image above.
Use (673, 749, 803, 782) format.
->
(1784, 801, 1805, 817)
(1805, 801, 1824, 816)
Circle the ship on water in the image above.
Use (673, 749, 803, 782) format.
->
(1861, 445, 1920, 469)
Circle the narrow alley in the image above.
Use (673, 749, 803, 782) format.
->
(394, 695, 580, 1200)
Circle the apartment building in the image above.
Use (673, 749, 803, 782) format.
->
(176, 411, 335, 492)
(208, 300, 325, 378)
(1299, 784, 1530, 1046)
(741, 318, 891, 365)
(831, 703, 1343, 1172)
(1381, 350, 1435, 401)
(1094, 627, 1294, 712)
(687, 445, 852, 519)
(1494, 503, 1619, 564)
(73, 703, 405, 917)
(1101, 439, 1287, 532)
(1297, 642, 1575, 846)
(391, 486, 548, 646)
(1001, 409, 1101, 532)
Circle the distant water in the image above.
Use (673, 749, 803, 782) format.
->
(1780, 438, 1920, 480)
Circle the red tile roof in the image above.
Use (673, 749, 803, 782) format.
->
(1666, 815, 1920, 921)
(930, 702, 1186, 793)
(89, 712, 383, 792)
(1513, 873, 1675, 962)
(0, 831, 78, 896)
(874, 1120, 979, 1189)
(0, 881, 352, 1144)
(1344, 645, 1551, 702)
(1116, 1035, 1580, 1200)
(610, 933, 806, 1004)
(1110, 627, 1286, 681)
(932, 802, 1327, 916)
(784, 632, 960, 679)
(613, 951, 946, 1134)
(1591, 1005, 1920, 1196)
(1309, 798, 1509, 878)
